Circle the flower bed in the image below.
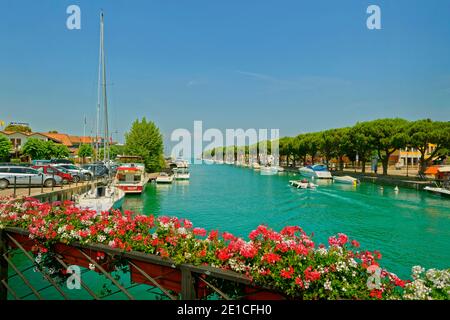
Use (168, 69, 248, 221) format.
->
(0, 197, 449, 300)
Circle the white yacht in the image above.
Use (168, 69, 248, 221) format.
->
(76, 185, 125, 213)
(299, 164, 332, 179)
(423, 186, 450, 198)
(156, 172, 174, 184)
(260, 165, 278, 175)
(173, 167, 190, 180)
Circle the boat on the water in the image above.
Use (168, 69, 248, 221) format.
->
(299, 164, 332, 179)
(173, 167, 190, 180)
(260, 166, 278, 175)
(76, 185, 125, 213)
(289, 179, 318, 189)
(333, 175, 359, 185)
(114, 163, 148, 194)
(156, 172, 174, 183)
(76, 12, 124, 213)
(423, 186, 450, 198)
(252, 163, 261, 170)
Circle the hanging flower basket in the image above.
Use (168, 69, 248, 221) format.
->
(53, 243, 114, 272)
(129, 260, 210, 298)
(243, 286, 286, 300)
(7, 233, 37, 252)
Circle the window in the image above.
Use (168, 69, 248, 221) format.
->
(0, 167, 9, 173)
(9, 168, 26, 174)
(25, 168, 38, 174)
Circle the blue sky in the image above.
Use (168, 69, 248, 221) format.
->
(1, 0, 449, 150)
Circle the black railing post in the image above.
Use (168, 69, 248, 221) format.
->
(180, 266, 195, 300)
(0, 230, 8, 300)
(52, 173, 54, 191)
(28, 176, 31, 196)
(41, 174, 44, 193)
(13, 177, 16, 198)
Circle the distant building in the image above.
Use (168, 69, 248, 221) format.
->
(0, 130, 56, 154)
(389, 144, 438, 166)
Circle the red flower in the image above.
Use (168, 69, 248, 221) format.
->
(222, 232, 236, 241)
(280, 226, 300, 237)
(295, 276, 304, 288)
(369, 289, 383, 299)
(338, 233, 348, 245)
(280, 266, 294, 279)
(216, 248, 232, 261)
(183, 219, 193, 229)
(193, 227, 207, 237)
(239, 243, 258, 258)
(351, 240, 360, 248)
(261, 253, 281, 264)
(304, 266, 321, 282)
(208, 230, 219, 241)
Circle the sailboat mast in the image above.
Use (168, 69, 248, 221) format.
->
(95, 13, 102, 162)
(100, 12, 110, 163)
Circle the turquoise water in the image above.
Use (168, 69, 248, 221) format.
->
(123, 163, 450, 279)
(8, 163, 450, 299)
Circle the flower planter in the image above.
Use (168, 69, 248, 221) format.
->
(53, 243, 114, 272)
(243, 286, 285, 300)
(7, 233, 37, 252)
(130, 260, 209, 298)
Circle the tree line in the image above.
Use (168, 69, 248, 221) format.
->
(204, 118, 450, 175)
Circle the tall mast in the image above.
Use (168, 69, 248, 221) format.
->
(100, 12, 110, 163)
(95, 12, 102, 162)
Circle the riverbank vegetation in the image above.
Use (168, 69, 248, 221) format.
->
(124, 117, 165, 172)
(1, 198, 448, 300)
(204, 118, 450, 175)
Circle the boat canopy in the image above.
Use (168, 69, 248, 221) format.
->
(308, 164, 328, 171)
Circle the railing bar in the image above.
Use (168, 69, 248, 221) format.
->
(97, 283, 141, 300)
(198, 277, 230, 300)
(2, 254, 43, 300)
(128, 261, 177, 300)
(7, 264, 36, 280)
(1, 279, 19, 300)
(6, 233, 69, 300)
(20, 283, 54, 299)
(54, 255, 100, 300)
(76, 248, 135, 300)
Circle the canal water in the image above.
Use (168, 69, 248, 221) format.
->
(123, 163, 450, 279)
(8, 163, 450, 299)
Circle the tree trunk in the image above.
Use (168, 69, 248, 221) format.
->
(381, 158, 389, 175)
(361, 160, 366, 173)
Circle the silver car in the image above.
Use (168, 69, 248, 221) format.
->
(0, 166, 63, 189)
(51, 164, 93, 181)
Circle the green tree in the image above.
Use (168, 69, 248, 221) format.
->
(52, 144, 70, 159)
(4, 124, 32, 133)
(0, 135, 12, 161)
(304, 133, 320, 164)
(407, 120, 450, 173)
(78, 144, 94, 164)
(361, 118, 409, 175)
(124, 118, 164, 172)
(319, 129, 339, 168)
(349, 123, 375, 173)
(22, 138, 46, 160)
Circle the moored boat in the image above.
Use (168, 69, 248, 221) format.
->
(299, 164, 332, 179)
(423, 186, 450, 198)
(333, 175, 359, 185)
(173, 167, 190, 180)
(156, 172, 174, 184)
(289, 179, 318, 189)
(114, 164, 148, 194)
(260, 166, 278, 175)
(76, 185, 125, 213)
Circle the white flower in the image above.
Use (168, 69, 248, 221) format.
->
(317, 247, 327, 255)
(97, 235, 106, 243)
(88, 263, 96, 271)
(184, 252, 192, 259)
(177, 227, 187, 235)
(324, 280, 333, 291)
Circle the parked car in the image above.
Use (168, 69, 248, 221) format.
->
(0, 166, 63, 189)
(32, 165, 73, 184)
(81, 164, 109, 178)
(31, 160, 52, 166)
(50, 159, 74, 164)
(51, 164, 93, 181)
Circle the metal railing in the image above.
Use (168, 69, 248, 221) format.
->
(0, 227, 281, 301)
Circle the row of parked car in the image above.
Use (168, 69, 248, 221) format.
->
(0, 159, 116, 189)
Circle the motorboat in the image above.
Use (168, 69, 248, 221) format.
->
(114, 163, 148, 194)
(173, 167, 190, 180)
(156, 172, 174, 184)
(76, 184, 125, 213)
(299, 164, 332, 179)
(289, 179, 318, 189)
(260, 165, 278, 175)
(175, 158, 189, 168)
(423, 186, 450, 198)
(252, 163, 261, 170)
(333, 175, 359, 185)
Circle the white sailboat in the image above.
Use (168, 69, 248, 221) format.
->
(76, 12, 124, 213)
